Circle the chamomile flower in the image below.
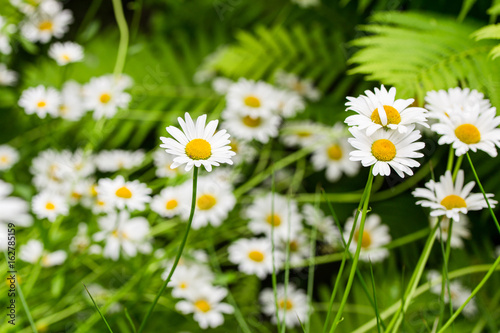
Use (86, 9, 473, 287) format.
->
(425, 87, 491, 119)
(275, 70, 320, 101)
(166, 264, 214, 299)
(343, 213, 391, 263)
(20, 1, 73, 43)
(246, 193, 303, 241)
(228, 238, 282, 279)
(32, 191, 68, 222)
(412, 170, 495, 222)
(83, 76, 132, 119)
(348, 125, 425, 178)
(151, 186, 186, 218)
(222, 109, 281, 143)
(281, 121, 328, 148)
(0, 145, 19, 170)
(97, 176, 152, 212)
(212, 77, 233, 95)
(275, 89, 306, 118)
(48, 41, 84, 65)
(225, 78, 279, 117)
(175, 285, 234, 329)
(278, 234, 310, 266)
(18, 85, 61, 118)
(302, 204, 341, 246)
(30, 149, 74, 193)
(0, 64, 18, 86)
(153, 149, 185, 178)
(69, 223, 91, 253)
(93, 210, 152, 261)
(260, 284, 309, 328)
(95, 150, 145, 172)
(0, 181, 33, 227)
(345, 85, 428, 135)
(58, 81, 87, 121)
(0, 16, 15, 55)
(431, 216, 471, 249)
(431, 104, 500, 157)
(160, 112, 235, 172)
(226, 137, 256, 164)
(19, 239, 67, 267)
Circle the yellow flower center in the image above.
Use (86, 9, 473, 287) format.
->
(242, 116, 262, 128)
(179, 282, 187, 289)
(197, 194, 217, 210)
(115, 186, 132, 199)
(71, 192, 82, 200)
(371, 139, 396, 162)
(371, 105, 401, 126)
(185, 138, 212, 160)
(45, 202, 55, 210)
(38, 21, 53, 31)
(440, 194, 467, 210)
(112, 230, 119, 238)
(289, 240, 298, 252)
(194, 299, 211, 313)
(37, 101, 47, 108)
(229, 142, 238, 153)
(99, 93, 111, 104)
(248, 250, 265, 262)
(454, 124, 481, 144)
(91, 185, 98, 197)
(266, 214, 281, 227)
(59, 104, 68, 115)
(166, 199, 178, 210)
(327, 144, 343, 161)
(0, 155, 8, 163)
(244, 95, 261, 108)
(354, 230, 372, 248)
(296, 130, 312, 137)
(62, 54, 70, 61)
(279, 299, 294, 310)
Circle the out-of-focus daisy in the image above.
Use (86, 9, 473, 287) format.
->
(97, 176, 151, 212)
(153, 149, 185, 178)
(32, 191, 68, 222)
(83, 75, 132, 119)
(30, 149, 74, 193)
(431, 215, 471, 249)
(165, 264, 214, 298)
(345, 85, 428, 135)
(281, 121, 327, 148)
(225, 78, 278, 117)
(48, 41, 84, 65)
(343, 213, 391, 262)
(151, 186, 186, 218)
(247, 193, 303, 241)
(427, 271, 477, 318)
(226, 137, 256, 164)
(69, 223, 91, 253)
(58, 81, 87, 121)
(19, 239, 67, 267)
(0, 64, 18, 86)
(431, 104, 500, 157)
(413, 170, 495, 221)
(175, 285, 234, 329)
(425, 87, 491, 119)
(302, 204, 341, 246)
(95, 150, 145, 172)
(275, 70, 321, 101)
(0, 180, 33, 227)
(222, 109, 281, 143)
(279, 234, 310, 266)
(275, 89, 305, 118)
(212, 77, 233, 95)
(18, 85, 61, 118)
(0, 16, 15, 55)
(93, 210, 152, 261)
(228, 237, 282, 279)
(20, 1, 73, 43)
(260, 283, 309, 328)
(160, 113, 235, 172)
(0, 145, 19, 170)
(348, 125, 425, 178)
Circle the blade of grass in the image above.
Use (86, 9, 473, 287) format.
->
(83, 284, 114, 333)
(124, 308, 136, 333)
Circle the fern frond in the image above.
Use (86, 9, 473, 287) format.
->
(473, 23, 500, 40)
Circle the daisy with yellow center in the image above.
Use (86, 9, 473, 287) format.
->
(19, 240, 67, 267)
(221, 109, 281, 143)
(20, 1, 73, 44)
(225, 78, 279, 118)
(228, 238, 283, 279)
(260, 283, 310, 328)
(413, 170, 496, 221)
(151, 186, 185, 218)
(31, 191, 68, 222)
(48, 42, 84, 66)
(18, 85, 61, 119)
(160, 113, 235, 172)
(348, 125, 425, 177)
(83, 75, 132, 119)
(345, 84, 428, 135)
(165, 264, 214, 299)
(425, 87, 491, 120)
(96, 175, 151, 212)
(0, 145, 19, 170)
(431, 104, 500, 157)
(281, 121, 328, 148)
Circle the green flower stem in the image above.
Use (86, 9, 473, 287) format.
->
(466, 153, 500, 235)
(447, 147, 454, 171)
(329, 168, 375, 333)
(137, 167, 198, 333)
(111, 0, 129, 78)
(306, 190, 320, 333)
(437, 254, 500, 333)
(270, 173, 282, 333)
(437, 220, 454, 329)
(452, 155, 463, 181)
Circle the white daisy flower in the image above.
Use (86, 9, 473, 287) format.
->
(431, 104, 500, 157)
(281, 121, 328, 148)
(83, 75, 132, 119)
(228, 237, 283, 279)
(348, 125, 425, 178)
(32, 191, 68, 222)
(212, 77, 233, 95)
(19, 239, 67, 267)
(175, 285, 234, 329)
(260, 283, 310, 328)
(345, 85, 428, 135)
(425, 87, 491, 119)
(222, 109, 281, 143)
(69, 223, 91, 253)
(48, 41, 84, 66)
(343, 213, 391, 263)
(246, 193, 303, 241)
(151, 185, 186, 218)
(412, 170, 495, 222)
(95, 150, 145, 172)
(18, 85, 61, 118)
(0, 145, 19, 170)
(93, 210, 152, 261)
(275, 89, 306, 118)
(30, 149, 74, 193)
(0, 180, 33, 227)
(153, 149, 185, 178)
(225, 78, 279, 118)
(275, 70, 321, 101)
(0, 16, 15, 55)
(278, 234, 310, 266)
(58, 81, 87, 121)
(160, 112, 235, 172)
(69, 149, 95, 179)
(96, 175, 152, 212)
(0, 64, 18, 86)
(302, 204, 341, 246)
(165, 264, 214, 299)
(226, 137, 256, 164)
(430, 215, 471, 249)
(20, 1, 73, 43)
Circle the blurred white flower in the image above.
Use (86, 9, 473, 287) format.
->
(212, 77, 233, 95)
(48, 41, 84, 65)
(275, 70, 320, 100)
(431, 215, 471, 249)
(70, 223, 91, 253)
(0, 145, 19, 170)
(260, 283, 310, 328)
(20, 0, 73, 43)
(225, 78, 279, 118)
(275, 89, 305, 118)
(151, 185, 187, 218)
(0, 64, 18, 86)
(425, 87, 491, 119)
(57, 81, 87, 121)
(0, 16, 16, 55)
(281, 121, 327, 148)
(95, 150, 145, 172)
(222, 109, 281, 143)
(83, 75, 132, 119)
(0, 180, 33, 227)
(18, 85, 61, 118)
(302, 204, 341, 246)
(97, 175, 151, 212)
(153, 149, 185, 178)
(19, 239, 67, 267)
(164, 264, 214, 298)
(32, 191, 68, 222)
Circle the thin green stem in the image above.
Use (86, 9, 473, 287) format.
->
(111, 0, 129, 78)
(279, 196, 293, 333)
(369, 261, 382, 333)
(437, 220, 454, 330)
(137, 167, 198, 333)
(447, 147, 454, 171)
(452, 155, 463, 181)
(84, 284, 114, 333)
(306, 190, 320, 333)
(270, 171, 282, 333)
